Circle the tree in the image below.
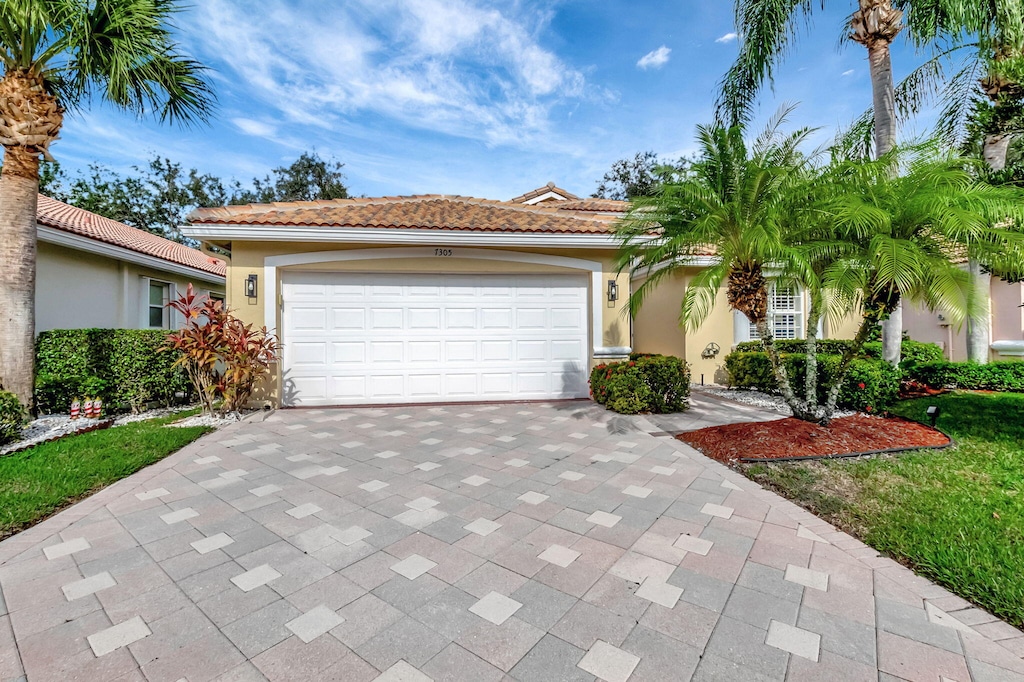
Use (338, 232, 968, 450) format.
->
(615, 111, 827, 420)
(231, 151, 348, 204)
(0, 0, 213, 408)
(66, 156, 229, 242)
(817, 146, 1024, 412)
(884, 2, 1024, 362)
(593, 151, 693, 200)
(718, 0, 910, 365)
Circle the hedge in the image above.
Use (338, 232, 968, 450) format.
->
(0, 390, 25, 446)
(725, 351, 901, 412)
(734, 339, 943, 366)
(907, 361, 1024, 392)
(35, 329, 191, 415)
(590, 354, 691, 415)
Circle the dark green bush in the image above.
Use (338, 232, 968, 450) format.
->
(725, 351, 901, 412)
(0, 390, 26, 446)
(734, 339, 943, 367)
(35, 329, 191, 414)
(590, 354, 690, 415)
(907, 361, 1024, 392)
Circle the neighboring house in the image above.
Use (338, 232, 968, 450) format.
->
(35, 195, 226, 333)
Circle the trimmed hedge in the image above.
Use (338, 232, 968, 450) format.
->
(907, 361, 1024, 392)
(35, 329, 191, 415)
(734, 339, 943, 366)
(725, 351, 901, 412)
(0, 390, 25, 446)
(590, 354, 691, 415)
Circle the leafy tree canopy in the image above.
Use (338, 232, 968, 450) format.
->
(593, 151, 693, 200)
(32, 151, 350, 243)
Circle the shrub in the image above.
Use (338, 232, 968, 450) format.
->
(734, 339, 943, 367)
(165, 284, 279, 415)
(907, 362, 1024, 392)
(590, 354, 690, 415)
(35, 330, 191, 414)
(0, 390, 26, 446)
(725, 351, 901, 412)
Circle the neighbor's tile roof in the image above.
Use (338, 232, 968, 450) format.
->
(37, 195, 226, 277)
(508, 182, 580, 203)
(188, 195, 619, 234)
(554, 199, 630, 214)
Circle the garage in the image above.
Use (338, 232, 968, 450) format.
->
(281, 271, 590, 406)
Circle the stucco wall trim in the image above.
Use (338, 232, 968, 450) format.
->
(38, 225, 225, 286)
(187, 224, 621, 248)
(263, 247, 619, 355)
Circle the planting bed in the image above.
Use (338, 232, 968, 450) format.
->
(679, 413, 950, 463)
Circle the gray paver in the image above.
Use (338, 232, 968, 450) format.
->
(3, 396, 1021, 682)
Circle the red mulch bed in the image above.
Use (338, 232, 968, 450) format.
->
(678, 414, 951, 463)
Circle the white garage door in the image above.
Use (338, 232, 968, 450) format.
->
(281, 272, 590, 406)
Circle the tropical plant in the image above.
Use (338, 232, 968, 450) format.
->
(0, 0, 214, 408)
(813, 146, 1024, 414)
(164, 285, 278, 416)
(616, 110, 827, 420)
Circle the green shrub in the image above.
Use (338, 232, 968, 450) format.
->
(0, 390, 26, 446)
(35, 329, 191, 414)
(907, 362, 1024, 392)
(725, 351, 901, 412)
(590, 354, 691, 415)
(734, 339, 943, 367)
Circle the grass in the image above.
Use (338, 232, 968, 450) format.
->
(0, 409, 211, 540)
(744, 391, 1024, 628)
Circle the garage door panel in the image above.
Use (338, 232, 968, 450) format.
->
(283, 272, 589, 406)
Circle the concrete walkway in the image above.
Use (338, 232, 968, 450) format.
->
(1, 397, 1022, 681)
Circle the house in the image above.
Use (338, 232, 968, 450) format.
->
(35, 195, 226, 332)
(184, 182, 1018, 409)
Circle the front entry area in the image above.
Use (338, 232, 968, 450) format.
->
(281, 271, 590, 406)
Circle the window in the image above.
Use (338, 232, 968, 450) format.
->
(744, 282, 804, 341)
(148, 281, 171, 329)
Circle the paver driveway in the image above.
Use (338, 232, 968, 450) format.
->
(1, 397, 1023, 681)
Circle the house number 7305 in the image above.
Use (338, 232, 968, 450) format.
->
(434, 248, 453, 256)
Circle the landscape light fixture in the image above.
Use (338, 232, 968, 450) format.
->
(607, 279, 618, 303)
(245, 274, 258, 299)
(926, 405, 940, 428)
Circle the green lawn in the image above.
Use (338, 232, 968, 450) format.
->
(0, 411, 211, 539)
(745, 391, 1024, 628)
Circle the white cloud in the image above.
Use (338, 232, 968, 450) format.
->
(842, 69, 856, 77)
(232, 118, 278, 138)
(185, 0, 587, 147)
(636, 46, 671, 70)
(715, 32, 738, 43)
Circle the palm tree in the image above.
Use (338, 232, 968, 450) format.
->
(879, 2, 1024, 362)
(818, 146, 1024, 414)
(719, 0, 914, 366)
(616, 110, 826, 420)
(0, 0, 213, 408)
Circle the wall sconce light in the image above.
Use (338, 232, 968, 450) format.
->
(607, 279, 618, 303)
(245, 274, 258, 299)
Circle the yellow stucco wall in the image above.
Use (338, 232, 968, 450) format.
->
(631, 269, 734, 385)
(222, 241, 631, 404)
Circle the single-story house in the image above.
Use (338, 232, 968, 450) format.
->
(35, 195, 226, 332)
(184, 183, 1020, 408)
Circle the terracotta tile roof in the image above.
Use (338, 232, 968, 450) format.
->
(188, 195, 617, 234)
(508, 182, 580, 204)
(36, 195, 226, 278)
(554, 199, 630, 214)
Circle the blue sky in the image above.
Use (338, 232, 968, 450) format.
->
(52, 0, 939, 201)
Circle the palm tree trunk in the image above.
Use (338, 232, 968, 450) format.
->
(823, 311, 878, 423)
(754, 318, 812, 420)
(804, 290, 824, 414)
(0, 147, 40, 408)
(852, 0, 903, 366)
(965, 132, 1011, 363)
